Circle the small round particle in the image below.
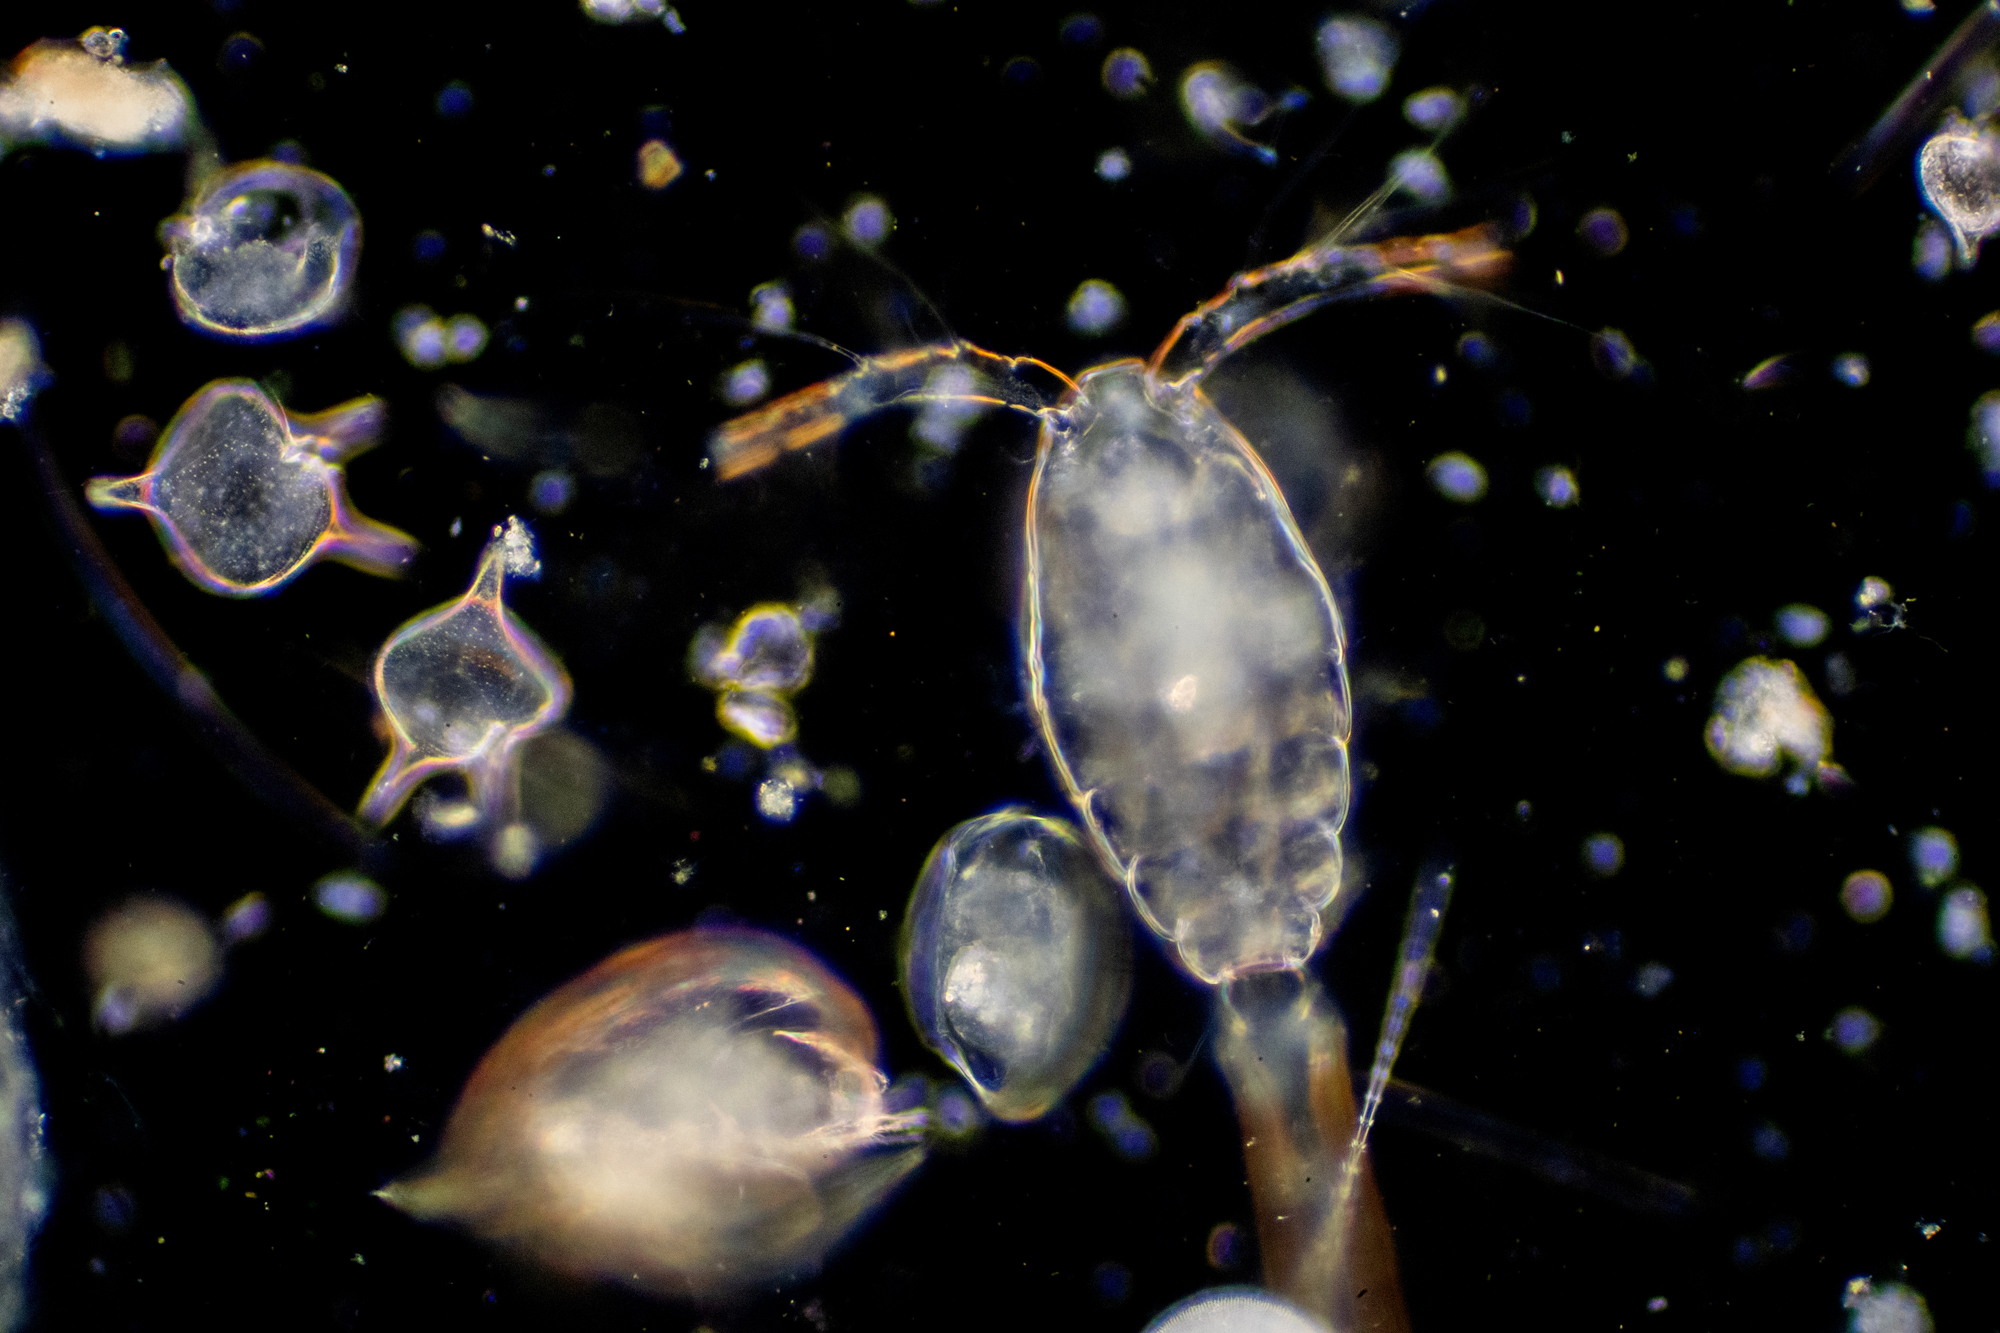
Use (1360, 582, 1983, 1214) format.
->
(1095, 147, 1132, 181)
(1426, 451, 1487, 503)
(1662, 656, 1690, 683)
(1581, 832, 1625, 877)
(843, 197, 892, 247)
(1101, 48, 1152, 99)
(1829, 1006, 1880, 1054)
(1938, 886, 1993, 961)
(1908, 827, 1958, 888)
(1774, 603, 1829, 648)
(1066, 280, 1126, 336)
(1578, 207, 1629, 256)
(638, 139, 683, 190)
(1839, 870, 1893, 924)
(1534, 465, 1580, 507)
(1402, 86, 1463, 132)
(314, 872, 387, 924)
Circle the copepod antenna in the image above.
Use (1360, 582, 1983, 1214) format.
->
(14, 418, 381, 861)
(708, 343, 1078, 481)
(1325, 857, 1454, 1280)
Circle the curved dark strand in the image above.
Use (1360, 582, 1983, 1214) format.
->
(709, 342, 1077, 481)
(1147, 224, 1511, 388)
(15, 419, 380, 861)
(1831, 0, 2000, 198)
(1368, 1076, 1700, 1218)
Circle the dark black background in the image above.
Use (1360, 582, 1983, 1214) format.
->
(1, 0, 1993, 1329)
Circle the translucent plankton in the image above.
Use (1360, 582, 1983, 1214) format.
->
(85, 380, 418, 596)
(1918, 111, 2000, 265)
(690, 603, 815, 748)
(1704, 657, 1844, 793)
(359, 517, 571, 874)
(84, 896, 222, 1035)
(162, 160, 362, 340)
(0, 28, 195, 157)
(1315, 16, 1398, 103)
(900, 809, 1132, 1121)
(377, 927, 924, 1296)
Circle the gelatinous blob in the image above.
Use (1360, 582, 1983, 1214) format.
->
(1937, 885, 1993, 961)
(843, 196, 892, 247)
(637, 138, 682, 189)
(1315, 16, 1398, 103)
(1840, 869, 1894, 923)
(162, 160, 361, 340)
(1908, 826, 1958, 887)
(1842, 1277, 1933, 1333)
(692, 604, 814, 694)
(1402, 85, 1463, 133)
(0, 28, 194, 156)
(1180, 63, 1301, 164)
(1633, 962, 1674, 997)
(720, 359, 772, 406)
(901, 809, 1131, 1121)
(1096, 146, 1132, 181)
(0, 321, 47, 423)
(1066, 279, 1127, 336)
(1102, 47, 1153, 99)
(84, 380, 418, 597)
(1581, 832, 1625, 877)
(750, 281, 795, 332)
(1426, 450, 1487, 502)
(377, 928, 925, 1296)
(1830, 1006, 1882, 1054)
(313, 871, 386, 924)
(85, 896, 222, 1034)
(1704, 657, 1842, 791)
(1533, 464, 1579, 507)
(1919, 111, 2000, 265)
(359, 517, 571, 874)
(1775, 603, 1829, 647)
(1387, 148, 1450, 204)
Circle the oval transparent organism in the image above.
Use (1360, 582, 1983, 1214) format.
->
(377, 927, 925, 1296)
(84, 380, 418, 596)
(359, 517, 571, 872)
(162, 160, 362, 340)
(900, 809, 1132, 1121)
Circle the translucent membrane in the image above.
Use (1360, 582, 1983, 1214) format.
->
(900, 809, 1131, 1121)
(1145, 1286, 1331, 1333)
(162, 160, 361, 340)
(1704, 657, 1843, 792)
(1918, 112, 2000, 266)
(0, 320, 47, 422)
(85, 380, 417, 596)
(358, 518, 571, 872)
(378, 927, 924, 1296)
(0, 28, 194, 156)
(84, 896, 222, 1034)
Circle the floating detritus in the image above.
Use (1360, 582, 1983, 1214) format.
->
(376, 927, 925, 1297)
(85, 895, 223, 1034)
(901, 809, 1131, 1122)
(162, 160, 361, 340)
(0, 321, 47, 423)
(1704, 657, 1844, 793)
(85, 380, 418, 596)
(1918, 111, 2000, 265)
(359, 517, 571, 877)
(0, 28, 195, 157)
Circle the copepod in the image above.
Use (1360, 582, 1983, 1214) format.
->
(712, 210, 1504, 1328)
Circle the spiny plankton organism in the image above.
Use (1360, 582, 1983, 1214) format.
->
(359, 517, 570, 876)
(714, 188, 1502, 1329)
(86, 380, 417, 596)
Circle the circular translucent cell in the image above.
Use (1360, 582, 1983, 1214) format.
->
(377, 928, 924, 1296)
(1145, 1286, 1329, 1333)
(445, 314, 488, 362)
(0, 29, 194, 155)
(1025, 365, 1351, 983)
(1426, 450, 1487, 502)
(1937, 885, 1993, 961)
(843, 196, 892, 247)
(1774, 603, 1829, 647)
(1918, 113, 2000, 264)
(529, 469, 574, 514)
(1534, 464, 1579, 507)
(163, 161, 362, 340)
(691, 604, 814, 693)
(1315, 16, 1398, 103)
(1388, 148, 1450, 203)
(1101, 47, 1152, 98)
(719, 689, 796, 748)
(1840, 870, 1894, 923)
(83, 380, 418, 596)
(720, 359, 772, 406)
(1577, 207, 1629, 256)
(1830, 1006, 1881, 1054)
(435, 80, 473, 118)
(901, 809, 1132, 1121)
(85, 896, 221, 1034)
(1066, 279, 1126, 336)
(1580, 832, 1625, 876)
(1402, 85, 1463, 133)
(360, 518, 571, 854)
(750, 281, 795, 332)
(313, 872, 386, 924)
(1908, 826, 1959, 888)
(1095, 147, 1132, 181)
(1704, 656, 1834, 783)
